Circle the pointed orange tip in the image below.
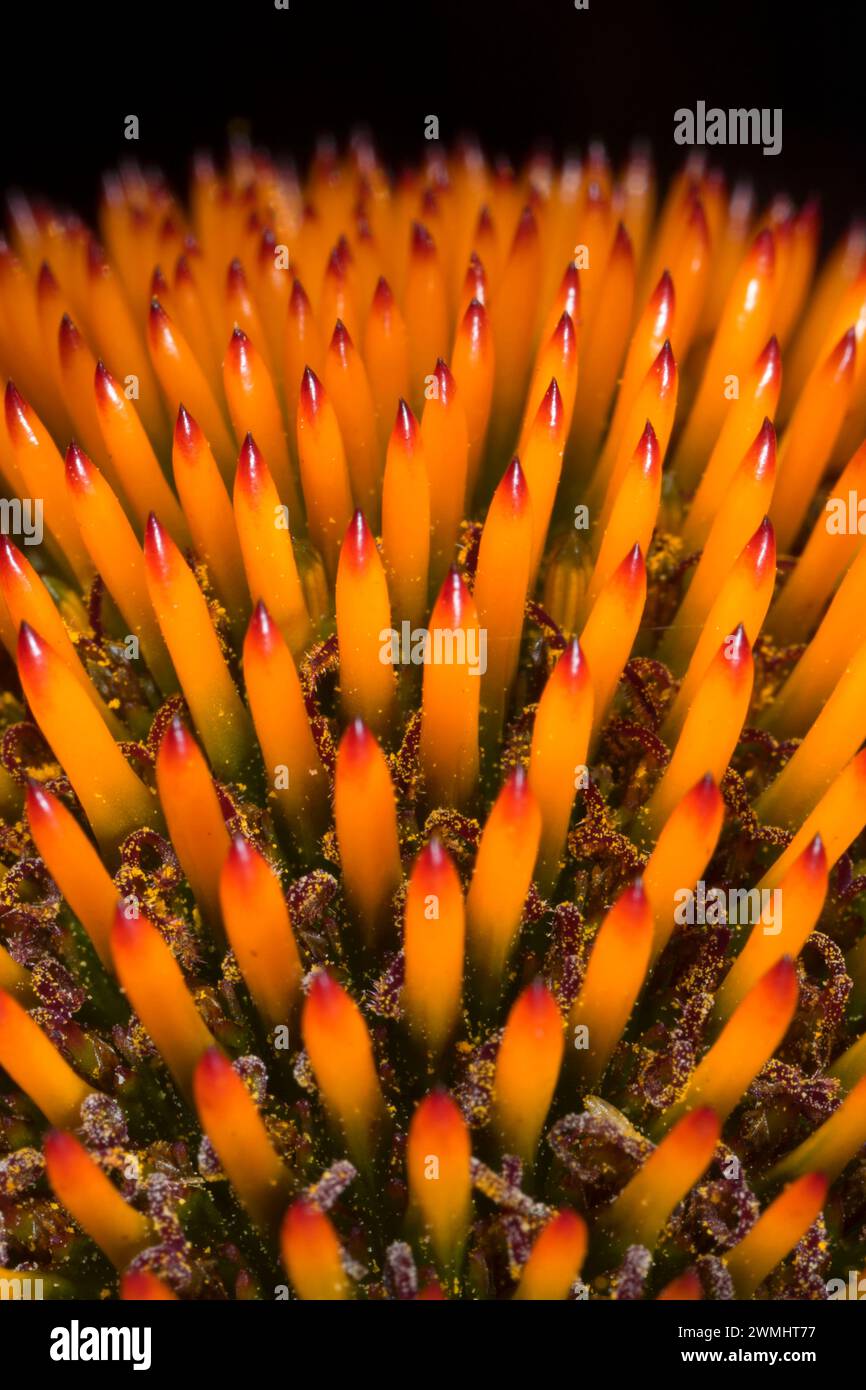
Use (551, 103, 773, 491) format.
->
(634, 419, 660, 473)
(0, 531, 21, 574)
(372, 276, 394, 310)
(174, 402, 202, 454)
(289, 278, 312, 314)
(795, 834, 826, 879)
(459, 297, 489, 339)
(413, 836, 453, 887)
(416, 1282, 445, 1300)
(672, 1105, 720, 1148)
(57, 312, 83, 357)
(392, 397, 421, 446)
(281, 1186, 314, 1222)
(794, 1170, 829, 1203)
(121, 1270, 178, 1301)
(281, 1195, 334, 1253)
(771, 211, 795, 247)
(338, 717, 377, 768)
(258, 226, 278, 261)
(143, 512, 176, 580)
(17, 620, 51, 676)
(513, 976, 561, 1025)
(226, 258, 247, 292)
(756, 954, 797, 1004)
(245, 599, 281, 659)
(3, 379, 31, 441)
(535, 375, 563, 431)
(557, 260, 580, 294)
(151, 264, 170, 296)
(236, 432, 267, 492)
(757, 335, 782, 377)
(148, 298, 171, 337)
(652, 268, 675, 309)
(37, 260, 59, 295)
(342, 509, 375, 569)
(223, 834, 266, 887)
(194, 1045, 237, 1098)
(25, 777, 59, 825)
(306, 968, 350, 1017)
(683, 772, 722, 820)
(413, 1088, 464, 1136)
(658, 1268, 703, 1301)
(743, 517, 776, 578)
(617, 877, 648, 919)
(85, 238, 109, 278)
(551, 311, 576, 351)
(553, 636, 590, 691)
(432, 566, 472, 626)
(329, 318, 353, 355)
(746, 417, 777, 476)
(686, 198, 710, 240)
(542, 1206, 586, 1243)
(719, 622, 751, 673)
(227, 323, 250, 357)
(93, 358, 121, 406)
(495, 456, 529, 512)
(299, 365, 324, 419)
(158, 715, 197, 769)
(324, 246, 348, 282)
(613, 542, 645, 593)
(174, 254, 194, 286)
(653, 339, 677, 387)
(498, 763, 536, 817)
(431, 358, 457, 395)
(828, 326, 858, 375)
(750, 227, 776, 274)
(110, 901, 149, 953)
(410, 221, 436, 256)
(512, 205, 538, 247)
(611, 222, 634, 260)
(64, 441, 95, 492)
(43, 1127, 82, 1170)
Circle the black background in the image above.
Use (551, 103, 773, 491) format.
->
(0, 0, 862, 245)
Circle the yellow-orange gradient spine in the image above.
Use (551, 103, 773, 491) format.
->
(407, 1090, 472, 1268)
(194, 1047, 291, 1229)
(44, 1129, 151, 1268)
(219, 837, 302, 1028)
(403, 838, 465, 1054)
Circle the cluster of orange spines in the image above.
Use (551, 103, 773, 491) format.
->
(0, 134, 865, 1302)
